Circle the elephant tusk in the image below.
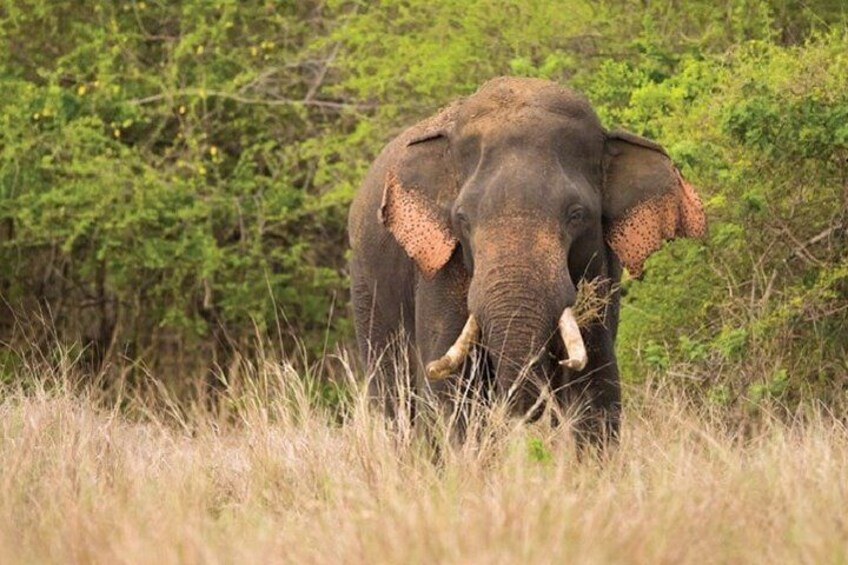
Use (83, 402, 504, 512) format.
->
(426, 316, 479, 380)
(558, 307, 588, 372)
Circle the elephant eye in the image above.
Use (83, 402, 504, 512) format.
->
(568, 206, 586, 223)
(455, 210, 470, 235)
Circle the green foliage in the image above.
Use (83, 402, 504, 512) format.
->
(611, 30, 848, 404)
(643, 342, 671, 372)
(526, 437, 553, 465)
(1, 0, 846, 402)
(0, 1, 353, 376)
(714, 328, 748, 361)
(747, 367, 790, 404)
(708, 384, 732, 407)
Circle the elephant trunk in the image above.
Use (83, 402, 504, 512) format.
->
(473, 268, 568, 413)
(427, 219, 589, 412)
(483, 315, 550, 414)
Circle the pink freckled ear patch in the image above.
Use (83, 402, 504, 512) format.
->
(379, 171, 457, 279)
(606, 174, 706, 277)
(678, 178, 707, 238)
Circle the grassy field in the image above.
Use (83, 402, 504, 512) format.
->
(1, 353, 846, 564)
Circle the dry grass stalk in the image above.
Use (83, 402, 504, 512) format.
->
(573, 277, 614, 327)
(0, 352, 845, 564)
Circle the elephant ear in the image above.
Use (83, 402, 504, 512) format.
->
(378, 112, 460, 279)
(602, 130, 707, 277)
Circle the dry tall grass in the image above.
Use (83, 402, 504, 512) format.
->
(1, 351, 846, 564)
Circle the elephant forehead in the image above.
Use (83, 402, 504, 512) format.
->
(473, 217, 565, 278)
(461, 108, 553, 141)
(465, 77, 595, 122)
(455, 104, 604, 175)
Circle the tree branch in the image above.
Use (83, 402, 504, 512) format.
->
(128, 88, 375, 111)
(304, 43, 340, 103)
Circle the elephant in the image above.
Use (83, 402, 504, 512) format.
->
(348, 77, 706, 443)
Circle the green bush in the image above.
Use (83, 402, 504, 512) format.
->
(609, 33, 848, 403)
(1, 1, 845, 404)
(1, 1, 353, 380)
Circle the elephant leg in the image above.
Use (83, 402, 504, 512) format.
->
(350, 258, 416, 421)
(413, 253, 478, 437)
(557, 321, 621, 450)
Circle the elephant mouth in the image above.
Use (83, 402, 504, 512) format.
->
(425, 307, 587, 381)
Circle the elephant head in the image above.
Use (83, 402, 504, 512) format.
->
(378, 77, 706, 406)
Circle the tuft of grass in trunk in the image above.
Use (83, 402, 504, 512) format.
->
(574, 277, 614, 327)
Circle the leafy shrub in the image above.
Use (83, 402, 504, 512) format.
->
(609, 32, 848, 405)
(0, 1, 845, 405)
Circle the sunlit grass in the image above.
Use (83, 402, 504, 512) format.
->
(0, 349, 846, 564)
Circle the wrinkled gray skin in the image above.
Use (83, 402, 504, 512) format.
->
(348, 77, 703, 445)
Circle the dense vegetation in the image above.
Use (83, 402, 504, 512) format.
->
(1, 1, 846, 408)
